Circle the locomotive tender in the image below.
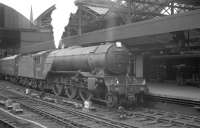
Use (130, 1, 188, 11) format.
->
(0, 43, 148, 107)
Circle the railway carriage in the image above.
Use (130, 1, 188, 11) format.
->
(0, 55, 19, 82)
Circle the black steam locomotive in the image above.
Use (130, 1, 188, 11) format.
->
(0, 43, 148, 107)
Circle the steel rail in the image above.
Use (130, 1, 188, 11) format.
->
(0, 89, 138, 128)
(1, 81, 200, 128)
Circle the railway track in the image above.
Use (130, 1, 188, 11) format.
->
(0, 107, 39, 128)
(0, 120, 14, 128)
(0, 113, 21, 128)
(121, 109, 200, 128)
(0, 88, 138, 128)
(1, 81, 200, 128)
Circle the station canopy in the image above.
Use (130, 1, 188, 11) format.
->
(61, 0, 200, 51)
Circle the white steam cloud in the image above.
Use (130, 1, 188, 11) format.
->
(51, 0, 77, 48)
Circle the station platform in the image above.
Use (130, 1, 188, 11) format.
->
(148, 82, 200, 102)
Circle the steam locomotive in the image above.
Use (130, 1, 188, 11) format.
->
(0, 43, 148, 107)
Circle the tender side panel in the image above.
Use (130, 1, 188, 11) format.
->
(33, 51, 49, 79)
(18, 55, 34, 78)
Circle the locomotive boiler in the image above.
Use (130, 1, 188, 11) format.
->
(0, 43, 148, 107)
(50, 43, 128, 75)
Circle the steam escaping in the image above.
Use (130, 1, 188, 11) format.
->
(51, 1, 77, 48)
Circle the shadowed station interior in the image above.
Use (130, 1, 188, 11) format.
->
(0, 0, 200, 108)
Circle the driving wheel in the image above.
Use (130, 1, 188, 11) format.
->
(32, 80, 37, 89)
(105, 93, 118, 108)
(53, 84, 64, 96)
(79, 88, 93, 101)
(37, 81, 44, 91)
(65, 86, 78, 99)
